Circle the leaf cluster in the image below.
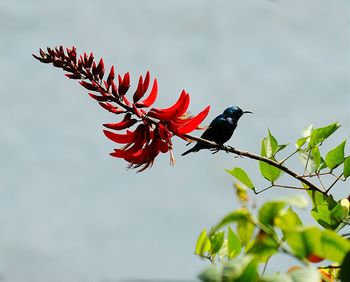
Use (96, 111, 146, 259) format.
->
(196, 122, 350, 282)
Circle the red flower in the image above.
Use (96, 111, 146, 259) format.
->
(33, 46, 210, 171)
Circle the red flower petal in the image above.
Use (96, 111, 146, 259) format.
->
(132, 104, 144, 118)
(142, 71, 150, 94)
(107, 65, 115, 86)
(80, 81, 99, 91)
(65, 73, 82, 79)
(103, 113, 137, 130)
(175, 105, 210, 135)
(110, 126, 146, 158)
(96, 58, 105, 80)
(133, 75, 144, 103)
(135, 79, 158, 108)
(88, 93, 109, 102)
(118, 72, 130, 95)
(99, 102, 124, 114)
(103, 129, 136, 144)
(147, 90, 189, 121)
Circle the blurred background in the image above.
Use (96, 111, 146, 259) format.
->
(1, 0, 349, 281)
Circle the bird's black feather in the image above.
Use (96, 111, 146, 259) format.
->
(181, 106, 251, 156)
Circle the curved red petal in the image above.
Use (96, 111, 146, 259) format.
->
(135, 79, 158, 108)
(123, 96, 131, 107)
(110, 126, 146, 158)
(157, 139, 170, 153)
(104, 118, 137, 130)
(107, 65, 115, 86)
(99, 102, 125, 114)
(133, 75, 144, 103)
(103, 129, 136, 144)
(80, 81, 99, 91)
(142, 71, 150, 94)
(111, 80, 118, 97)
(133, 104, 144, 118)
(147, 91, 189, 121)
(88, 93, 109, 102)
(103, 113, 138, 130)
(175, 105, 210, 135)
(97, 58, 105, 80)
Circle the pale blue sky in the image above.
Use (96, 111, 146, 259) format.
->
(1, 1, 349, 281)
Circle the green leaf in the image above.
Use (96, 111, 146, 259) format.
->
(265, 129, 278, 158)
(296, 136, 309, 148)
(302, 124, 314, 137)
(259, 201, 286, 226)
(308, 122, 340, 148)
(211, 209, 251, 235)
(237, 219, 255, 246)
(340, 251, 350, 282)
(259, 161, 282, 182)
(234, 258, 258, 282)
(259, 137, 282, 182)
(209, 231, 225, 256)
(325, 140, 346, 169)
(296, 125, 313, 148)
(311, 147, 321, 171)
(225, 167, 254, 189)
(198, 265, 221, 282)
(289, 267, 321, 282)
(275, 207, 302, 232)
(318, 157, 328, 172)
(343, 157, 350, 178)
(195, 229, 211, 255)
(275, 143, 289, 155)
(309, 191, 348, 230)
(285, 227, 323, 258)
(298, 149, 319, 174)
(221, 256, 258, 282)
(285, 227, 350, 262)
(247, 231, 279, 260)
(227, 227, 242, 259)
(321, 229, 350, 263)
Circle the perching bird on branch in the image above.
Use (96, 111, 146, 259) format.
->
(181, 106, 252, 156)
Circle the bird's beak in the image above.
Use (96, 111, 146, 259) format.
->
(243, 111, 253, 114)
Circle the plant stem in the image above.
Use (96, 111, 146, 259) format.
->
(326, 173, 343, 193)
(184, 134, 326, 195)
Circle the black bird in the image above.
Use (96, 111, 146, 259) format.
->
(181, 106, 252, 156)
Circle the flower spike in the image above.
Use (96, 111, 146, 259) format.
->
(33, 46, 210, 171)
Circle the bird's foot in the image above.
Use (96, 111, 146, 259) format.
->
(225, 145, 235, 153)
(210, 144, 226, 154)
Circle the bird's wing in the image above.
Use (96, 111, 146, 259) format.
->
(200, 115, 228, 139)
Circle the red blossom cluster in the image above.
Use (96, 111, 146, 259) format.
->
(33, 46, 210, 171)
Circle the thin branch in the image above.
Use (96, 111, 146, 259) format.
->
(273, 184, 308, 190)
(303, 149, 312, 176)
(255, 184, 307, 194)
(254, 185, 273, 194)
(307, 171, 333, 178)
(261, 257, 271, 276)
(183, 134, 326, 195)
(316, 174, 326, 191)
(279, 149, 300, 165)
(326, 173, 343, 193)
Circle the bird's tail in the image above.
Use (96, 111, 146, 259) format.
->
(181, 146, 199, 156)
